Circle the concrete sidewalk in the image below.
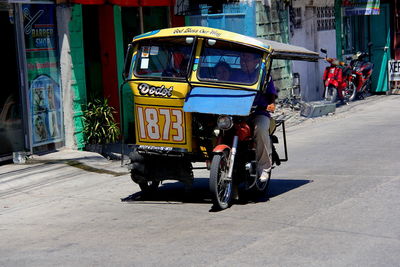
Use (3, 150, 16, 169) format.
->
(0, 148, 129, 177)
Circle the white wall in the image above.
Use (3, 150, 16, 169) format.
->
(290, 0, 337, 101)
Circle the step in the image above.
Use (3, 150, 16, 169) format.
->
(300, 101, 336, 118)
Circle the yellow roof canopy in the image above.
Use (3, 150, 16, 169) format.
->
(132, 26, 319, 62)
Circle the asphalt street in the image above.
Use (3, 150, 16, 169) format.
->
(1, 95, 399, 266)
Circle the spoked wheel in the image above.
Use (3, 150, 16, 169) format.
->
(209, 152, 232, 210)
(346, 81, 357, 101)
(324, 85, 337, 103)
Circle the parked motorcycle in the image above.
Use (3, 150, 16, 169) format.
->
(346, 46, 374, 100)
(320, 48, 356, 103)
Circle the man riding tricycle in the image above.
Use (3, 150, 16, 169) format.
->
(121, 26, 318, 210)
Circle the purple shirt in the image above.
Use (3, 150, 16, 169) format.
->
(252, 79, 277, 117)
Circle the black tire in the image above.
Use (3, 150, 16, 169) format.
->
(130, 169, 160, 194)
(209, 152, 232, 210)
(324, 85, 337, 103)
(347, 81, 357, 101)
(138, 180, 160, 194)
(254, 169, 271, 193)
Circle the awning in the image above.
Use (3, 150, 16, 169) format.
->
(256, 38, 320, 62)
(70, 0, 173, 6)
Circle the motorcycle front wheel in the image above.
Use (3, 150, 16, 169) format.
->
(347, 81, 357, 101)
(324, 85, 337, 103)
(209, 152, 232, 210)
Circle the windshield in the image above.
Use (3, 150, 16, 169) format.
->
(134, 37, 193, 79)
(198, 40, 263, 85)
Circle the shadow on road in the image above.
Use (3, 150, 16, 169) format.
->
(121, 178, 212, 204)
(268, 179, 313, 198)
(121, 178, 312, 206)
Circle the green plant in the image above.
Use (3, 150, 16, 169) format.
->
(83, 99, 120, 145)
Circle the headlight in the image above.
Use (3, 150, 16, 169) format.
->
(217, 115, 233, 130)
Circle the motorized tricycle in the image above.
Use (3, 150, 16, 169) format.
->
(120, 26, 319, 210)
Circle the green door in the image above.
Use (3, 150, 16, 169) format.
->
(370, 3, 390, 93)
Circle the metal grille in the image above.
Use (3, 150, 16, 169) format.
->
(316, 6, 335, 31)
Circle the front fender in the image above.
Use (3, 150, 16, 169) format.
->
(325, 79, 339, 87)
(212, 145, 231, 154)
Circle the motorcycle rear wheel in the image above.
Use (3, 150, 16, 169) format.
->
(255, 170, 271, 193)
(209, 152, 232, 210)
(324, 85, 337, 103)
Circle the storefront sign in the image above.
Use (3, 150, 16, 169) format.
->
(23, 4, 62, 147)
(388, 60, 400, 82)
(342, 0, 380, 16)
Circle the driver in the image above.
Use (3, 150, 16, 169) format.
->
(238, 51, 277, 182)
(253, 76, 277, 182)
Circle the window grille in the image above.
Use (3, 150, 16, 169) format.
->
(316, 6, 335, 31)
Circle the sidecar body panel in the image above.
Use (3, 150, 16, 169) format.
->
(130, 80, 193, 151)
(183, 87, 257, 116)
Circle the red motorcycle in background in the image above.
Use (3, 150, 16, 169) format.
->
(346, 46, 374, 100)
(321, 49, 356, 103)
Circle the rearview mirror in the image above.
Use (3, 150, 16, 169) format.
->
(320, 48, 327, 54)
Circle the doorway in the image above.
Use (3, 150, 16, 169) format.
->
(342, 3, 391, 93)
(0, 9, 24, 160)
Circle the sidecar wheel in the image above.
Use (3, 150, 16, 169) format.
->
(138, 180, 160, 194)
(324, 85, 337, 103)
(210, 152, 232, 210)
(130, 169, 159, 194)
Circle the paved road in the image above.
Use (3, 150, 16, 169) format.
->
(1, 95, 399, 266)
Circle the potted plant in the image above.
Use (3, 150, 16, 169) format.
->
(83, 98, 120, 155)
